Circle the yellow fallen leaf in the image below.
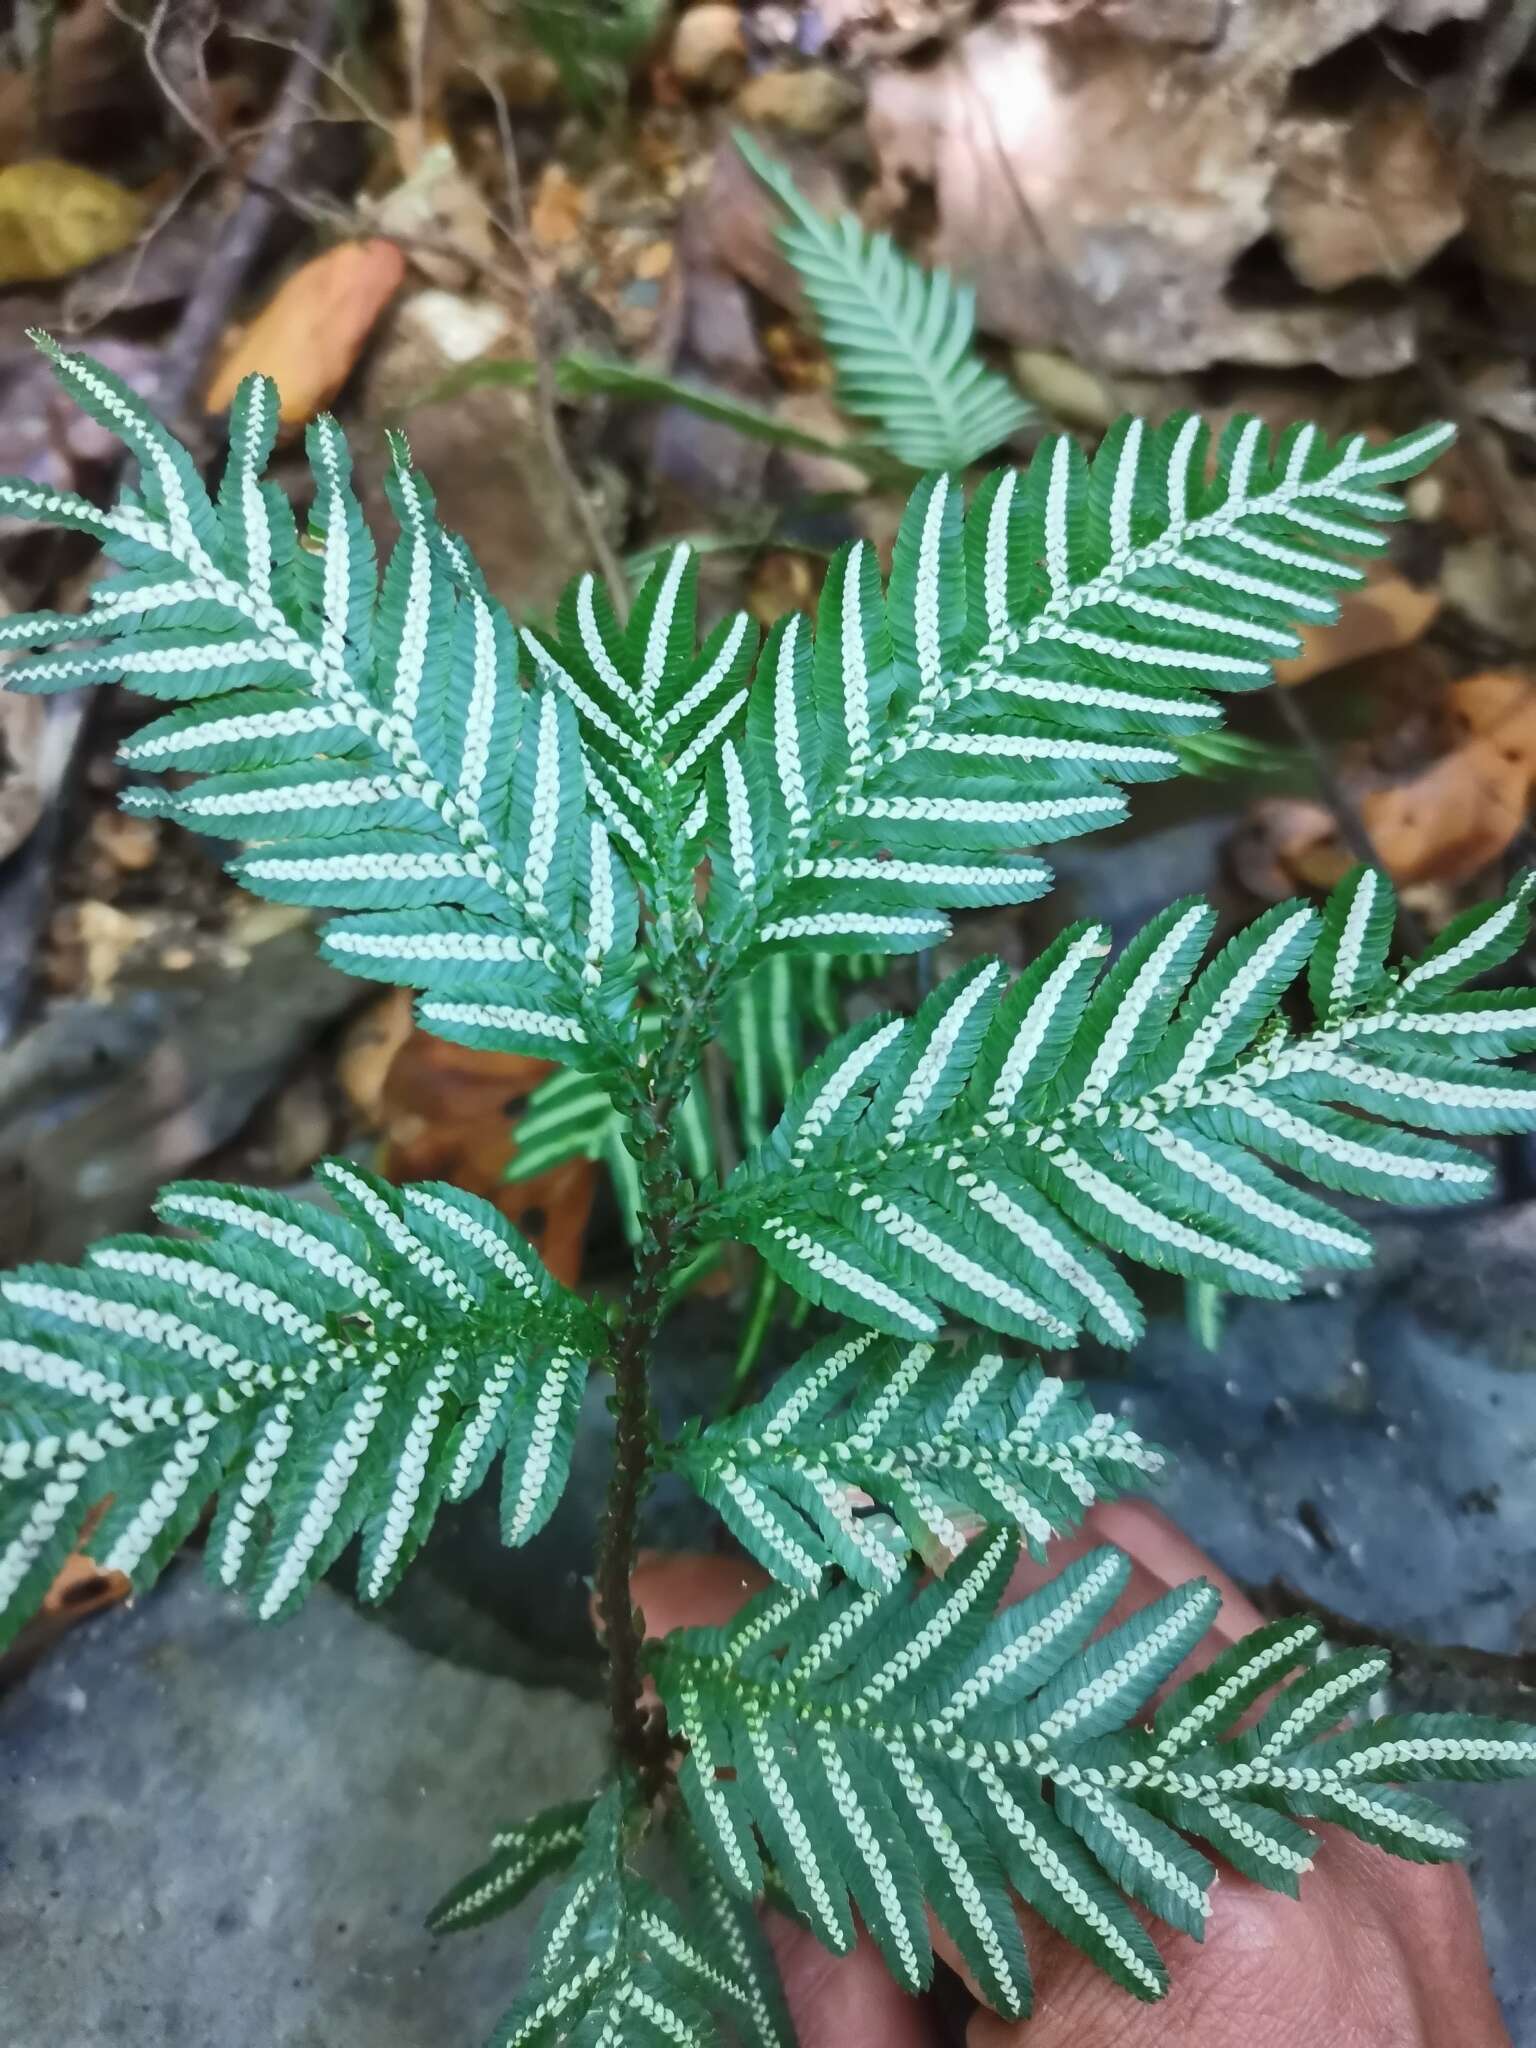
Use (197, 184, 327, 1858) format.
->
(530, 164, 587, 249)
(205, 238, 408, 427)
(0, 158, 145, 285)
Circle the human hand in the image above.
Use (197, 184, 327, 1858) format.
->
(631, 1502, 1511, 2048)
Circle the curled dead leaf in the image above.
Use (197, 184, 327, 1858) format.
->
(1243, 671, 1536, 894)
(205, 239, 408, 428)
(1360, 671, 1536, 886)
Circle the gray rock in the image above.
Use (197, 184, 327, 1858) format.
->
(0, 922, 362, 1262)
(1, 1562, 606, 2048)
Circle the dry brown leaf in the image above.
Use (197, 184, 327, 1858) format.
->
(338, 989, 418, 1132)
(376, 1025, 596, 1288)
(1244, 670, 1536, 893)
(204, 239, 408, 427)
(1357, 670, 1536, 885)
(1270, 92, 1463, 292)
(0, 686, 44, 862)
(865, 12, 1424, 377)
(368, 140, 497, 291)
(0, 1500, 129, 1680)
(530, 164, 589, 250)
(1274, 560, 1442, 685)
(734, 65, 864, 137)
(0, 158, 146, 285)
(1232, 796, 1347, 901)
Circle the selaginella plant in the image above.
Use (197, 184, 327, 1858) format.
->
(4, 336, 1536, 2043)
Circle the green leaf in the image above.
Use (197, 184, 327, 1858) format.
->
(429, 1798, 596, 1933)
(485, 1780, 795, 2048)
(0, 1164, 601, 1645)
(700, 418, 1452, 970)
(711, 868, 1536, 1345)
(654, 1542, 1536, 2014)
(737, 132, 1035, 471)
(0, 348, 640, 1078)
(672, 1328, 1162, 1590)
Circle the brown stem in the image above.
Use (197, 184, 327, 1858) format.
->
(593, 1083, 687, 1799)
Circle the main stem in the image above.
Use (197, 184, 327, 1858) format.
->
(593, 1035, 698, 1801)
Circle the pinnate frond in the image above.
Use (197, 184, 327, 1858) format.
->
(0, 341, 634, 1069)
(429, 1797, 597, 1934)
(738, 131, 1034, 471)
(0, 1163, 600, 1646)
(670, 1328, 1160, 1591)
(519, 546, 759, 941)
(654, 1534, 1536, 2017)
(1, 342, 1455, 994)
(706, 869, 1536, 1345)
(481, 1781, 794, 2048)
(701, 417, 1454, 968)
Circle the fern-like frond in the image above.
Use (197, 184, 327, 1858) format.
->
(705, 869, 1536, 1345)
(0, 1163, 602, 1646)
(653, 1535, 1536, 2017)
(481, 1781, 794, 2048)
(0, 345, 1455, 996)
(670, 1327, 1160, 1591)
(0, 343, 634, 1069)
(702, 423, 1453, 969)
(738, 131, 1034, 471)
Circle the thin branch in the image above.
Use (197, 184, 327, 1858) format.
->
(0, 0, 341, 1044)
(1269, 684, 1426, 949)
(481, 71, 632, 619)
(157, 0, 339, 420)
(106, 0, 223, 157)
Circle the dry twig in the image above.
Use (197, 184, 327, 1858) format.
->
(481, 71, 632, 619)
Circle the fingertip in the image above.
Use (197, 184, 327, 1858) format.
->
(766, 1914, 937, 2048)
(1084, 1499, 1263, 1640)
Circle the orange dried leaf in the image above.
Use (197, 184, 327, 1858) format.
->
(205, 238, 407, 426)
(1275, 562, 1441, 686)
(377, 1027, 595, 1288)
(1246, 670, 1536, 893)
(1357, 670, 1536, 886)
(530, 165, 588, 250)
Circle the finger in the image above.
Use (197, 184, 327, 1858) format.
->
(627, 1550, 769, 1638)
(966, 1843, 1513, 2048)
(1003, 1498, 1263, 1653)
(934, 1501, 1268, 2013)
(767, 1912, 939, 2048)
